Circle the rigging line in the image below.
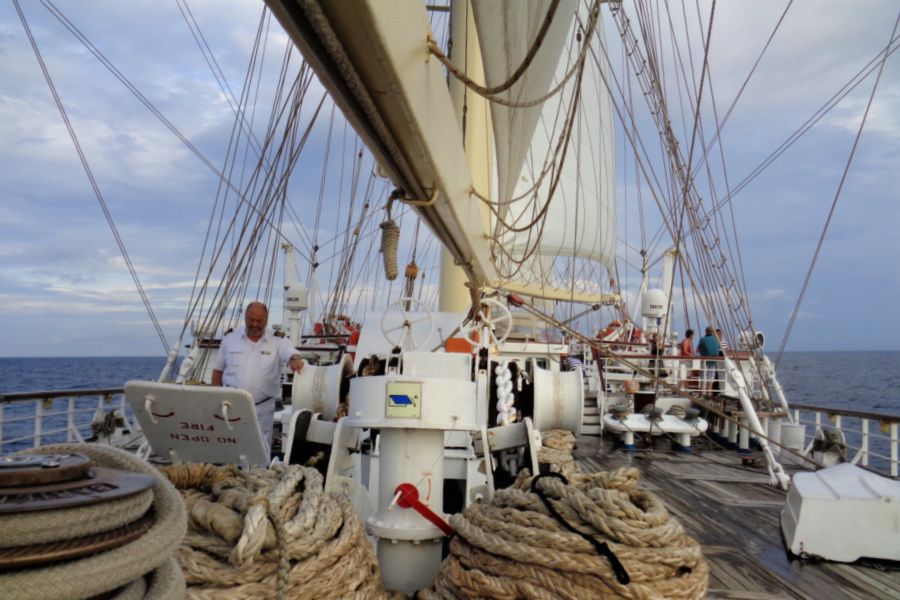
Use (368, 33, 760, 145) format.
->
(174, 0, 268, 163)
(313, 105, 337, 250)
(611, 4, 741, 321)
(459, 0, 563, 96)
(683, 0, 715, 197)
(39, 0, 301, 268)
(428, 0, 602, 109)
(697, 0, 795, 164)
(14, 0, 168, 350)
(190, 69, 321, 339)
(487, 30, 591, 275)
(720, 35, 900, 204)
(777, 10, 899, 365)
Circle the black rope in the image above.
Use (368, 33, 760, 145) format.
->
(530, 472, 630, 585)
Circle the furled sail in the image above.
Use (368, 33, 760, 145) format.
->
(501, 16, 616, 270)
(471, 0, 577, 210)
(487, 2, 617, 295)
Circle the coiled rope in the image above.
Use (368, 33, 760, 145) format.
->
(1, 444, 187, 600)
(538, 429, 580, 477)
(419, 433, 708, 600)
(380, 218, 400, 281)
(160, 462, 402, 600)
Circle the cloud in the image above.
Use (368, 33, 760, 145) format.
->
(1, 0, 898, 358)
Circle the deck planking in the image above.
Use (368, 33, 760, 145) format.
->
(573, 434, 900, 600)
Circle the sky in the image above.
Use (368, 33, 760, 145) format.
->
(1, 1, 898, 358)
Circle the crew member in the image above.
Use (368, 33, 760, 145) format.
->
(212, 301, 304, 451)
(696, 326, 721, 395)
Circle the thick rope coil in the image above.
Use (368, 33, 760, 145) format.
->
(666, 405, 686, 418)
(161, 462, 402, 599)
(380, 219, 400, 280)
(538, 429, 580, 477)
(1, 444, 187, 600)
(419, 450, 708, 599)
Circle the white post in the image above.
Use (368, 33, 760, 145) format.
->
(724, 358, 790, 489)
(862, 419, 870, 467)
(892, 423, 898, 478)
(442, 0, 491, 312)
(374, 429, 445, 593)
(762, 355, 794, 424)
(738, 417, 750, 453)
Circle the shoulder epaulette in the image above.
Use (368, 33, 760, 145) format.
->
(224, 328, 233, 335)
(274, 330, 286, 338)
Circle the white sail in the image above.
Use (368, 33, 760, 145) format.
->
(471, 1, 577, 210)
(496, 5, 617, 273)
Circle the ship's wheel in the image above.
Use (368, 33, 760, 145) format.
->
(380, 298, 434, 350)
(459, 298, 512, 350)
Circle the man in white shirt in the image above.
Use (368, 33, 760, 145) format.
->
(212, 302, 304, 451)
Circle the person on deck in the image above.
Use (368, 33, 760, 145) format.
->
(714, 329, 731, 395)
(212, 302, 305, 451)
(678, 329, 695, 389)
(679, 329, 695, 356)
(562, 353, 585, 375)
(696, 326, 721, 395)
(716, 329, 730, 354)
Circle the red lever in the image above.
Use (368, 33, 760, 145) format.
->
(394, 483, 453, 536)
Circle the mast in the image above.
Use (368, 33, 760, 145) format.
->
(442, 0, 493, 312)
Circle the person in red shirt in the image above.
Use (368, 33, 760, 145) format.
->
(679, 329, 696, 390)
(679, 329, 695, 356)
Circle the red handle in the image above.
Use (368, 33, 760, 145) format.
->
(394, 483, 453, 536)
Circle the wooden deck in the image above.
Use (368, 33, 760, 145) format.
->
(573, 434, 900, 600)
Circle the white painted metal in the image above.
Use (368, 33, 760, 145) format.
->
(782, 463, 900, 562)
(380, 298, 434, 350)
(780, 422, 808, 466)
(531, 361, 583, 434)
(353, 311, 461, 370)
(459, 298, 512, 350)
(346, 372, 480, 594)
(724, 358, 791, 489)
(348, 376, 478, 431)
(640, 289, 668, 320)
(602, 413, 708, 437)
(370, 429, 445, 593)
(124, 381, 268, 468)
(290, 354, 354, 421)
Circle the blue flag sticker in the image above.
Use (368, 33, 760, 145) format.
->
(385, 382, 422, 418)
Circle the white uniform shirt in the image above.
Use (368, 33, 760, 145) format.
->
(214, 326, 297, 403)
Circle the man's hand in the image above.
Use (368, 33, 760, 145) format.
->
(289, 356, 305, 374)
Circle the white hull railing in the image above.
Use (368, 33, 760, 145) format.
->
(0, 389, 136, 454)
(790, 403, 900, 478)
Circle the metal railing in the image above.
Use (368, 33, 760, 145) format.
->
(0, 388, 135, 455)
(790, 403, 900, 478)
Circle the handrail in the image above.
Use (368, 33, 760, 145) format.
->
(1, 388, 125, 402)
(790, 402, 900, 424)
